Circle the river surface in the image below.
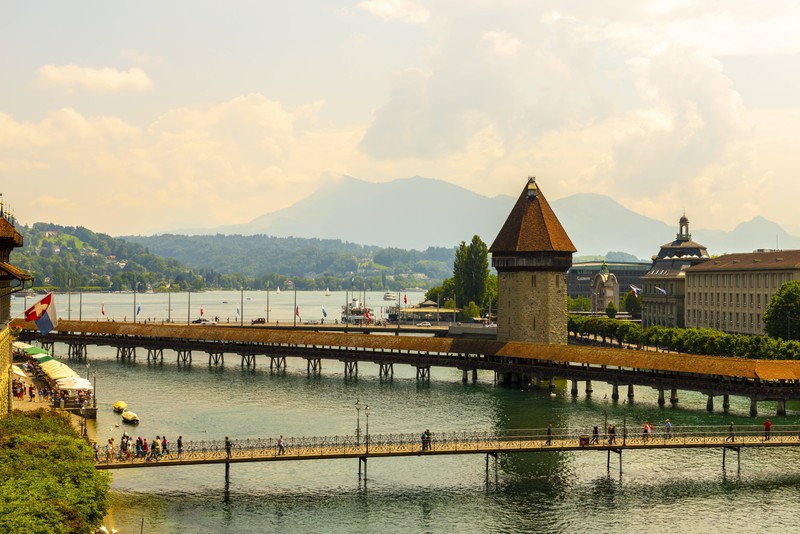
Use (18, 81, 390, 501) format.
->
(12, 291, 800, 533)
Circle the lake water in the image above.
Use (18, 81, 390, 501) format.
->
(12, 291, 800, 533)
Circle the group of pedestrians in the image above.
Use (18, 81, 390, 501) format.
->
(99, 433, 184, 462)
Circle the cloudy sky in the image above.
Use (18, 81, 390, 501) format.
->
(2, 1, 799, 237)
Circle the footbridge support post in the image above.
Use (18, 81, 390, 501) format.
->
(723, 394, 730, 414)
(307, 358, 321, 374)
(627, 384, 635, 400)
(723, 446, 741, 475)
(176, 350, 192, 365)
(670, 388, 679, 406)
(146, 348, 163, 364)
(750, 398, 758, 417)
(270, 356, 286, 371)
(611, 384, 619, 401)
(657, 388, 665, 407)
(416, 366, 430, 381)
(208, 352, 224, 366)
(570, 380, 579, 397)
(240, 354, 256, 368)
(607, 448, 622, 476)
(585, 381, 593, 395)
(379, 363, 393, 380)
(777, 399, 786, 416)
(116, 346, 136, 361)
(706, 395, 714, 412)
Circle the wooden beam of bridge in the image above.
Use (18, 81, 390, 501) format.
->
(95, 426, 800, 470)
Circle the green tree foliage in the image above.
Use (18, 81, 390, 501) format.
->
(623, 291, 642, 318)
(567, 296, 591, 311)
(453, 235, 489, 309)
(461, 301, 481, 322)
(605, 301, 617, 318)
(764, 280, 800, 340)
(0, 409, 110, 533)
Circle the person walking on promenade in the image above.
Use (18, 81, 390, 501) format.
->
(277, 435, 285, 455)
(664, 419, 672, 440)
(546, 424, 553, 446)
(591, 426, 599, 445)
(162, 436, 169, 457)
(764, 419, 772, 441)
(726, 421, 735, 442)
(177, 436, 183, 461)
(421, 430, 428, 451)
(425, 429, 432, 451)
(608, 424, 616, 445)
(225, 436, 232, 459)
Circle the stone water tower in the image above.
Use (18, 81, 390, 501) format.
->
(489, 178, 576, 344)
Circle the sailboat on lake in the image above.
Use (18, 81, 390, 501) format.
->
(325, 288, 331, 296)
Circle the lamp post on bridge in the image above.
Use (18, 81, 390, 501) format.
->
(240, 286, 244, 326)
(355, 399, 361, 445)
(365, 404, 370, 454)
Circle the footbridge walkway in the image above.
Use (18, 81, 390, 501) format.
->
(96, 425, 800, 478)
(14, 320, 800, 417)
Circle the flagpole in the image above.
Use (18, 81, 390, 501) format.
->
(266, 282, 270, 324)
(293, 284, 297, 327)
(240, 286, 244, 326)
(133, 287, 137, 324)
(187, 288, 191, 325)
(79, 289, 82, 321)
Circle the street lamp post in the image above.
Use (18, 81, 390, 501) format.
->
(355, 399, 361, 445)
(68, 279, 71, 320)
(240, 287, 244, 326)
(266, 281, 270, 323)
(92, 371, 97, 408)
(187, 288, 191, 325)
(364, 405, 370, 454)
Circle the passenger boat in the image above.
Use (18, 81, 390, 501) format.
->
(383, 291, 396, 301)
(113, 400, 128, 413)
(325, 288, 331, 296)
(341, 298, 374, 325)
(121, 410, 140, 424)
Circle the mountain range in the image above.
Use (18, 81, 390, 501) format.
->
(170, 176, 800, 260)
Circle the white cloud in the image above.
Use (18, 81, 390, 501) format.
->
(479, 31, 523, 57)
(35, 64, 154, 94)
(358, 0, 429, 24)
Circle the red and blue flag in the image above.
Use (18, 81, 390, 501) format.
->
(24, 293, 58, 336)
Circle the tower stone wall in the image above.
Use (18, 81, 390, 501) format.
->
(497, 270, 568, 344)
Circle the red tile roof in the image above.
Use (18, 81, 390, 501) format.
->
(490, 179, 576, 253)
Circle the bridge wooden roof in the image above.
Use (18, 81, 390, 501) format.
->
(14, 319, 800, 381)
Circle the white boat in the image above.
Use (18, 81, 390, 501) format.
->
(383, 292, 396, 301)
(121, 410, 140, 424)
(325, 288, 331, 296)
(342, 298, 374, 325)
(276, 286, 281, 294)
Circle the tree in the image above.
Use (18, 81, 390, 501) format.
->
(452, 235, 489, 312)
(605, 301, 617, 318)
(764, 280, 800, 340)
(623, 291, 642, 318)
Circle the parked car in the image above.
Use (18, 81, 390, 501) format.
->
(191, 318, 216, 325)
(251, 317, 266, 325)
(416, 321, 432, 327)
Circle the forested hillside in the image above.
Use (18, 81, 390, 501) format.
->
(11, 224, 455, 292)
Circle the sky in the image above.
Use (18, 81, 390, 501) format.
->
(2, 1, 800, 237)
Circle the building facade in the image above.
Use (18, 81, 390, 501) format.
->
(1, 204, 31, 415)
(684, 250, 800, 335)
(567, 261, 650, 300)
(490, 178, 576, 344)
(641, 215, 709, 328)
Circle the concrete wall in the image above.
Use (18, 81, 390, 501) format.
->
(497, 270, 568, 344)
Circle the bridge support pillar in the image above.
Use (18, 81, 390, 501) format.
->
(147, 348, 163, 364)
(176, 350, 192, 365)
(241, 354, 256, 368)
(68, 343, 87, 360)
(208, 352, 224, 365)
(611, 384, 619, 401)
(345, 361, 358, 377)
(462, 369, 468, 383)
(270, 356, 286, 370)
(116, 346, 136, 361)
(40, 341, 54, 355)
(657, 388, 665, 406)
(548, 378, 556, 394)
(416, 366, 430, 381)
(307, 358, 321, 374)
(585, 381, 593, 395)
(670, 389, 679, 405)
(627, 384, 635, 400)
(379, 363, 393, 380)
(750, 398, 758, 417)
(570, 380, 579, 397)
(722, 394, 730, 414)
(706, 395, 714, 412)
(777, 399, 786, 416)
(472, 369, 478, 382)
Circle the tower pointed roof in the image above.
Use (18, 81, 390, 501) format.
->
(490, 178, 576, 254)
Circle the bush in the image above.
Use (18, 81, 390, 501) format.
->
(0, 409, 110, 533)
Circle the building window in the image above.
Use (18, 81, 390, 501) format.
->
(757, 294, 761, 308)
(750, 294, 754, 308)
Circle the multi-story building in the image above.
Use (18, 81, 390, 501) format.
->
(566, 261, 650, 300)
(684, 250, 800, 335)
(641, 215, 710, 328)
(1, 203, 31, 415)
